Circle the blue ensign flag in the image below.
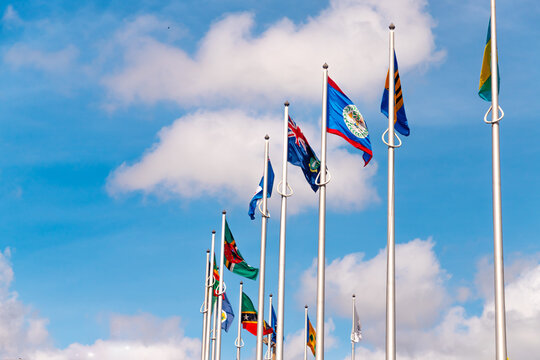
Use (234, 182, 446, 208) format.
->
(248, 159, 274, 220)
(381, 52, 410, 136)
(221, 293, 235, 332)
(288, 116, 320, 192)
(271, 305, 277, 344)
(327, 77, 373, 166)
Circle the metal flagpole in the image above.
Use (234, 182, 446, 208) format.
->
(235, 282, 244, 360)
(276, 101, 292, 360)
(488, 2, 507, 359)
(304, 305, 308, 360)
(315, 63, 329, 360)
(265, 294, 273, 359)
(351, 294, 356, 360)
(201, 249, 211, 360)
(385, 23, 397, 360)
(214, 211, 227, 360)
(256, 135, 271, 360)
(204, 231, 217, 360)
(211, 301, 218, 360)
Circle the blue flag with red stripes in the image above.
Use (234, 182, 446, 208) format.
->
(327, 77, 373, 166)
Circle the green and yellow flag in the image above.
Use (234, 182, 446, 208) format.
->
(479, 18, 500, 101)
(306, 315, 316, 356)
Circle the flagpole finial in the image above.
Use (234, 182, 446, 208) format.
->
(389, 23, 395, 30)
(265, 134, 269, 140)
(284, 101, 289, 107)
(240, 281, 243, 285)
(270, 293, 273, 298)
(222, 210, 226, 214)
(352, 294, 356, 298)
(212, 230, 216, 234)
(305, 305, 308, 308)
(207, 249, 210, 253)
(323, 63, 328, 69)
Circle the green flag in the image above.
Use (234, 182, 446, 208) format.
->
(224, 221, 259, 280)
(241, 292, 272, 336)
(479, 18, 500, 101)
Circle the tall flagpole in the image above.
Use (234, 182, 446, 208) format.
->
(214, 211, 227, 360)
(201, 249, 211, 360)
(204, 231, 216, 360)
(316, 63, 329, 360)
(304, 305, 308, 360)
(235, 282, 244, 360)
(265, 294, 273, 359)
(276, 101, 291, 360)
(351, 294, 356, 360)
(488, 1, 507, 359)
(385, 23, 396, 360)
(256, 135, 271, 360)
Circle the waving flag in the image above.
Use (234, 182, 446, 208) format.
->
(327, 77, 373, 166)
(221, 293, 235, 332)
(248, 159, 275, 220)
(271, 304, 277, 345)
(288, 116, 320, 192)
(224, 220, 259, 280)
(351, 302, 362, 343)
(306, 315, 316, 356)
(381, 52, 410, 136)
(479, 18, 500, 101)
(241, 292, 273, 336)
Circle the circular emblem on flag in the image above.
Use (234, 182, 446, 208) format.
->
(221, 310, 227, 323)
(342, 105, 368, 139)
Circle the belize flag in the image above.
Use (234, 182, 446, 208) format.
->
(327, 77, 373, 166)
(288, 116, 320, 192)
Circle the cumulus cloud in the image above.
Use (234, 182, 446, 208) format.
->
(106, 109, 378, 212)
(102, 0, 442, 107)
(4, 44, 79, 73)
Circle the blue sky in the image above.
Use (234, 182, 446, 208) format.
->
(0, 0, 539, 359)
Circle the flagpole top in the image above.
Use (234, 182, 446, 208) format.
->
(305, 305, 308, 308)
(240, 281, 243, 285)
(352, 294, 356, 298)
(389, 23, 395, 30)
(284, 101, 289, 107)
(206, 249, 210, 253)
(265, 134, 269, 140)
(269, 293, 273, 298)
(323, 63, 328, 69)
(222, 210, 227, 214)
(212, 230, 216, 234)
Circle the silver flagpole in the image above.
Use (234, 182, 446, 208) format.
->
(215, 211, 227, 360)
(351, 294, 356, 360)
(211, 301, 218, 360)
(488, 1, 507, 359)
(201, 249, 211, 360)
(204, 231, 217, 360)
(385, 23, 396, 360)
(316, 63, 329, 360)
(235, 282, 244, 360)
(256, 135, 271, 360)
(304, 305, 308, 360)
(265, 294, 273, 359)
(276, 101, 291, 360)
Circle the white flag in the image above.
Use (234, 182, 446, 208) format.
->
(351, 303, 362, 343)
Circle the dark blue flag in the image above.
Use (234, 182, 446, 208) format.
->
(288, 116, 320, 192)
(271, 305, 277, 344)
(221, 293, 235, 332)
(248, 159, 274, 220)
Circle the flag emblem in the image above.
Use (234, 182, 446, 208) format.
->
(342, 105, 368, 139)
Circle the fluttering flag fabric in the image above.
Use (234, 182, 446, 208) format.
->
(241, 292, 273, 336)
(306, 315, 316, 356)
(381, 52, 410, 136)
(351, 303, 362, 343)
(327, 77, 373, 166)
(479, 18, 500, 101)
(271, 305, 277, 345)
(224, 220, 259, 280)
(248, 159, 275, 220)
(211, 256, 220, 307)
(287, 116, 321, 192)
(221, 293, 235, 332)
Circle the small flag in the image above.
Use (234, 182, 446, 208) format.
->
(271, 305, 277, 345)
(479, 18, 500, 101)
(327, 77, 373, 166)
(351, 303, 362, 343)
(224, 220, 259, 280)
(381, 52, 410, 136)
(211, 256, 220, 307)
(221, 293, 235, 332)
(288, 116, 321, 192)
(248, 159, 275, 220)
(241, 292, 273, 336)
(306, 315, 316, 356)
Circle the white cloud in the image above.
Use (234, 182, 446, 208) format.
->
(102, 0, 442, 108)
(106, 109, 378, 212)
(1, 5, 22, 27)
(4, 44, 79, 73)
